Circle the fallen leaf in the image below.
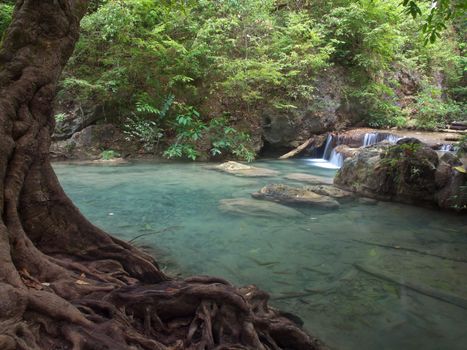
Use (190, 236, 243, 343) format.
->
(454, 166, 466, 173)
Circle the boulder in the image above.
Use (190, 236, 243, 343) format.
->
(53, 104, 103, 141)
(260, 66, 357, 150)
(305, 184, 353, 200)
(214, 161, 279, 177)
(252, 184, 340, 209)
(284, 173, 334, 185)
(334, 140, 467, 211)
(219, 198, 303, 218)
(50, 124, 136, 160)
(333, 144, 359, 159)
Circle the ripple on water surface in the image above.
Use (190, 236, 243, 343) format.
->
(54, 159, 467, 350)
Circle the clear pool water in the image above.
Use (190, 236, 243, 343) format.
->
(54, 160, 467, 350)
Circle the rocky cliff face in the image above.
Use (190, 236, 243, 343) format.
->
(260, 67, 360, 150)
(50, 124, 137, 160)
(334, 138, 467, 211)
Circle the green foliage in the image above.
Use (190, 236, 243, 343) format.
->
(123, 95, 174, 152)
(163, 108, 254, 161)
(0, 3, 13, 39)
(123, 117, 164, 152)
(163, 107, 206, 160)
(100, 149, 120, 160)
(57, 0, 465, 156)
(381, 142, 425, 185)
(382, 143, 422, 165)
(401, 0, 466, 44)
(209, 117, 255, 162)
(412, 86, 464, 130)
(54, 113, 67, 123)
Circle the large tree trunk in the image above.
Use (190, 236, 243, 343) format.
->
(0, 1, 324, 349)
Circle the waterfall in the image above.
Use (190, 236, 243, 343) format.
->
(363, 132, 400, 146)
(309, 131, 401, 170)
(320, 134, 344, 169)
(329, 149, 344, 168)
(322, 134, 334, 160)
(439, 144, 454, 152)
(363, 133, 378, 146)
(386, 134, 400, 144)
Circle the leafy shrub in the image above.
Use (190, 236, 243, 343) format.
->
(163, 109, 255, 161)
(100, 149, 120, 160)
(163, 107, 206, 160)
(413, 87, 464, 130)
(209, 117, 255, 162)
(0, 3, 13, 39)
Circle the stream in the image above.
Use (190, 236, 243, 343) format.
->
(54, 159, 467, 350)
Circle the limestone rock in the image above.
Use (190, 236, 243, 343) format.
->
(305, 184, 353, 200)
(219, 198, 303, 218)
(214, 161, 279, 177)
(334, 140, 467, 211)
(252, 184, 340, 209)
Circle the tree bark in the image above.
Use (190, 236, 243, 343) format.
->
(0, 1, 324, 349)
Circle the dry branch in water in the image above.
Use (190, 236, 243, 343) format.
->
(279, 138, 314, 160)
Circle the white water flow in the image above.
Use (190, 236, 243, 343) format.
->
(322, 134, 345, 168)
(363, 132, 400, 147)
(309, 132, 401, 170)
(439, 144, 454, 152)
(306, 134, 341, 169)
(329, 149, 344, 168)
(322, 134, 334, 159)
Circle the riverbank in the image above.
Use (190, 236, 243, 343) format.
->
(50, 125, 465, 162)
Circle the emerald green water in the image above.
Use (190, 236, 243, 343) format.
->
(54, 160, 467, 350)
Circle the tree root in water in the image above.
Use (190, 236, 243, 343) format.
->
(354, 263, 467, 310)
(352, 238, 467, 264)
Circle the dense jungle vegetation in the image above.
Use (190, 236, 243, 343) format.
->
(1, 0, 465, 160)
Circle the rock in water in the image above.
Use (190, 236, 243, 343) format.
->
(334, 140, 467, 211)
(252, 184, 340, 209)
(214, 161, 280, 177)
(358, 197, 378, 205)
(305, 184, 353, 200)
(219, 198, 304, 218)
(284, 173, 334, 185)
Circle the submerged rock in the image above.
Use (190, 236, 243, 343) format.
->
(214, 161, 280, 177)
(334, 139, 467, 211)
(305, 184, 353, 200)
(358, 197, 378, 205)
(252, 184, 340, 209)
(219, 198, 303, 218)
(284, 173, 334, 185)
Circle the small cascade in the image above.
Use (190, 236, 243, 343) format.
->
(363, 133, 378, 147)
(329, 149, 344, 168)
(439, 144, 454, 152)
(317, 134, 344, 169)
(309, 131, 400, 170)
(362, 132, 400, 146)
(322, 134, 335, 160)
